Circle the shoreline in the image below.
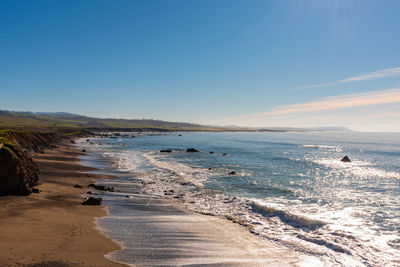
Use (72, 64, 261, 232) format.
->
(0, 140, 125, 267)
(78, 138, 306, 266)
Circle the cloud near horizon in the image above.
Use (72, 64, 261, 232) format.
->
(208, 88, 400, 129)
(295, 67, 400, 90)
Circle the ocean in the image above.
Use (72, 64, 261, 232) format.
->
(77, 131, 400, 266)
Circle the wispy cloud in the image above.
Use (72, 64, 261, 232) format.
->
(210, 88, 400, 125)
(295, 67, 400, 90)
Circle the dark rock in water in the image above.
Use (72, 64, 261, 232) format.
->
(70, 139, 76, 144)
(178, 134, 182, 136)
(73, 184, 82, 188)
(228, 171, 236, 175)
(222, 153, 228, 156)
(186, 148, 199, 153)
(86, 139, 90, 142)
(87, 191, 93, 194)
(88, 183, 114, 192)
(341, 156, 351, 162)
(209, 151, 214, 154)
(81, 149, 86, 152)
(0, 142, 39, 196)
(125, 195, 130, 198)
(208, 167, 213, 170)
(32, 188, 40, 193)
(82, 197, 102, 205)
(164, 189, 175, 195)
(160, 149, 172, 153)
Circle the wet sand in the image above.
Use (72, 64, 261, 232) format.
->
(100, 192, 302, 266)
(0, 142, 124, 267)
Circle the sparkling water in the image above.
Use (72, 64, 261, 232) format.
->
(78, 131, 400, 266)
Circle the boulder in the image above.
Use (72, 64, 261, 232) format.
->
(186, 148, 199, 153)
(0, 142, 39, 196)
(160, 149, 172, 153)
(209, 151, 214, 154)
(32, 188, 40, 193)
(341, 156, 351, 163)
(73, 184, 82, 188)
(82, 197, 102, 205)
(222, 153, 228, 156)
(228, 171, 236, 175)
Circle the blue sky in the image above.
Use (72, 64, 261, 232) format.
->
(1, 0, 400, 131)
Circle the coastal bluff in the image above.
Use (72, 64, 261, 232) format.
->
(0, 130, 59, 196)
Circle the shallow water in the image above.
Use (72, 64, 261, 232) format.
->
(78, 131, 400, 266)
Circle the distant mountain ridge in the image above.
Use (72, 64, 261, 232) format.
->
(0, 109, 224, 131)
(0, 109, 351, 132)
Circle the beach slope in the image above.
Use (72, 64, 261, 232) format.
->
(0, 143, 124, 267)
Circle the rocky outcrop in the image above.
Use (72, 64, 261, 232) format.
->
(0, 142, 39, 196)
(0, 131, 59, 196)
(160, 149, 172, 153)
(186, 148, 199, 153)
(341, 156, 351, 163)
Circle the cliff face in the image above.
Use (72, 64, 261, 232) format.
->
(0, 131, 59, 196)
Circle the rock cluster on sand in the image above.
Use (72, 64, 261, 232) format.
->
(88, 183, 114, 192)
(82, 197, 102, 205)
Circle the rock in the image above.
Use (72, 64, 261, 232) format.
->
(125, 195, 130, 198)
(208, 167, 213, 170)
(209, 151, 214, 154)
(70, 139, 76, 144)
(341, 156, 351, 163)
(86, 139, 90, 142)
(32, 188, 40, 193)
(81, 149, 86, 152)
(228, 171, 236, 175)
(82, 197, 102, 205)
(160, 149, 172, 153)
(222, 153, 228, 156)
(0, 142, 39, 196)
(73, 184, 82, 188)
(164, 189, 174, 195)
(178, 134, 182, 136)
(88, 183, 115, 192)
(186, 148, 199, 153)
(87, 191, 93, 194)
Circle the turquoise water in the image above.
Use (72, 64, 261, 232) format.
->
(79, 131, 400, 266)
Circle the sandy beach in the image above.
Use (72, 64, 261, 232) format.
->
(0, 138, 306, 267)
(0, 142, 124, 267)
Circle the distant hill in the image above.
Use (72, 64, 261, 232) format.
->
(0, 110, 224, 131)
(0, 109, 351, 132)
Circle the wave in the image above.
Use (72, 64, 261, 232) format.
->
(250, 201, 326, 230)
(142, 152, 207, 187)
(302, 144, 343, 152)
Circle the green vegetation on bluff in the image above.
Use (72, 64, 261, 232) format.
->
(0, 110, 225, 131)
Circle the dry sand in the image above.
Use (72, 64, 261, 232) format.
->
(0, 142, 124, 267)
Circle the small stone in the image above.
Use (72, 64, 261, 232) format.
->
(82, 197, 102, 205)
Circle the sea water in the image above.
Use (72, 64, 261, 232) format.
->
(77, 131, 400, 266)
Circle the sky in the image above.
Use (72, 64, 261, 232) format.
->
(1, 0, 400, 132)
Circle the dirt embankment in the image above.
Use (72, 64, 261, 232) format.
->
(0, 130, 60, 196)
